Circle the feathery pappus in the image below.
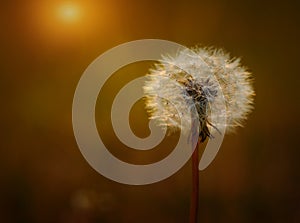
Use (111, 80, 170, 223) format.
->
(143, 47, 255, 142)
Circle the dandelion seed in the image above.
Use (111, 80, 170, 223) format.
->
(143, 47, 255, 141)
(143, 46, 255, 223)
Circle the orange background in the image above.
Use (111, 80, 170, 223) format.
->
(0, 0, 299, 222)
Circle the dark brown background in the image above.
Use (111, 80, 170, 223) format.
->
(1, 0, 299, 222)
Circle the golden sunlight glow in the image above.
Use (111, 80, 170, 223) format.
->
(57, 3, 81, 23)
(30, 1, 116, 45)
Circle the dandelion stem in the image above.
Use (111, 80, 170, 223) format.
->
(189, 140, 200, 223)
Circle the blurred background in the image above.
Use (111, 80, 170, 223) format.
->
(0, 0, 299, 222)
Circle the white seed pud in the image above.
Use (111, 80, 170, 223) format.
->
(143, 47, 255, 139)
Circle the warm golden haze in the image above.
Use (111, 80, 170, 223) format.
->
(57, 3, 81, 23)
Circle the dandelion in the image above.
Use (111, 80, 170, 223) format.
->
(143, 47, 254, 139)
(143, 46, 255, 222)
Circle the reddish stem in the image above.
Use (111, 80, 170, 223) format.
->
(189, 140, 199, 223)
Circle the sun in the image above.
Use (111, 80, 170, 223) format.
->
(31, 1, 111, 44)
(57, 3, 81, 23)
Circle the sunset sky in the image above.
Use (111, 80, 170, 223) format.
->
(1, 0, 299, 222)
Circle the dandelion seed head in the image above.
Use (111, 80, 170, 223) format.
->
(143, 47, 255, 141)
